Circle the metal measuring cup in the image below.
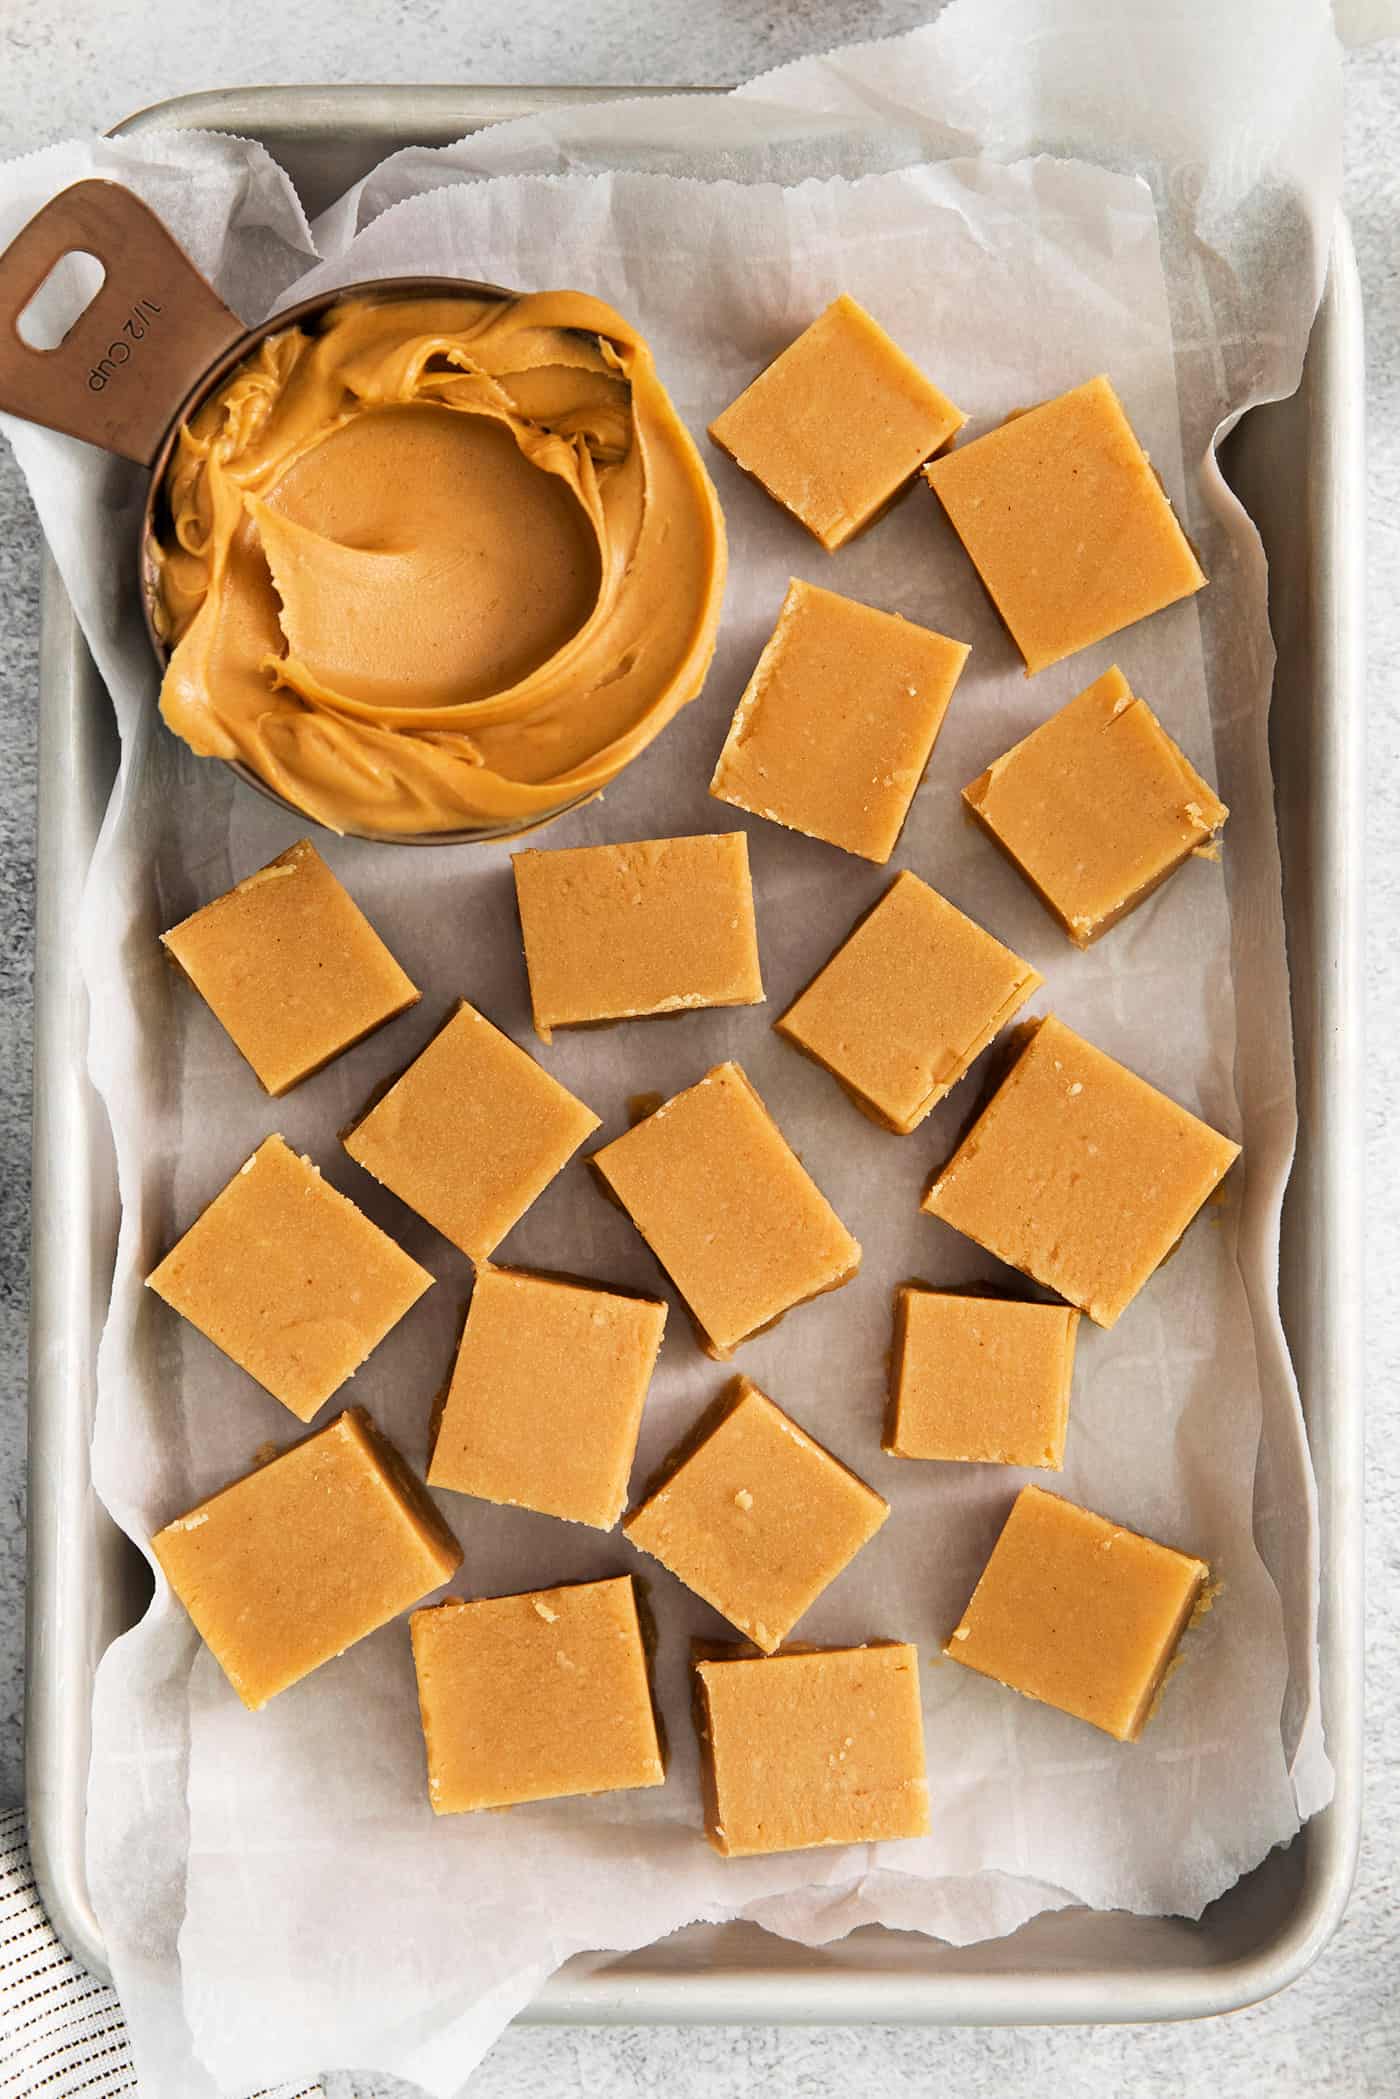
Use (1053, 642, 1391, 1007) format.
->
(0, 179, 590, 844)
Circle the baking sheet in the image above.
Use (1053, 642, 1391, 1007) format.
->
(5, 8, 1360, 2090)
(24, 138, 1365, 2040)
(120, 165, 1315, 2083)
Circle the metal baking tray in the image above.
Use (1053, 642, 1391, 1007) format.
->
(25, 84, 1364, 2024)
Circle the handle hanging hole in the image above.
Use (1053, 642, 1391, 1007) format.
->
(15, 250, 106, 351)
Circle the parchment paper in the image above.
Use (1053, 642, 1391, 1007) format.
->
(0, 3, 1343, 2093)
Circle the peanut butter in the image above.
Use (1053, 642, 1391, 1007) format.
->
(151, 292, 727, 836)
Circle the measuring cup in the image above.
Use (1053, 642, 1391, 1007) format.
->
(0, 178, 588, 843)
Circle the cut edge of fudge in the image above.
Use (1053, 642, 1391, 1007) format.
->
(511, 832, 765, 1043)
(341, 997, 602, 1262)
(425, 1262, 668, 1530)
(160, 838, 421, 1095)
(143, 1133, 435, 1421)
(151, 1406, 462, 1711)
(923, 377, 1207, 676)
(622, 1374, 890, 1651)
(707, 294, 966, 552)
(882, 1284, 1078, 1468)
(919, 1016, 1241, 1328)
(961, 670, 1229, 948)
(774, 871, 1043, 1132)
(943, 1483, 1212, 1741)
(708, 580, 970, 865)
(691, 1638, 931, 1856)
(588, 1062, 862, 1360)
(410, 1573, 668, 1813)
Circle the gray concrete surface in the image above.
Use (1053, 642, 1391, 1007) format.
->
(0, 6, 1394, 2094)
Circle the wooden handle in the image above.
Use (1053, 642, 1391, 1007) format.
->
(0, 180, 242, 466)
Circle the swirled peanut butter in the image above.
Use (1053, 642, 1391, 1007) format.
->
(150, 291, 727, 837)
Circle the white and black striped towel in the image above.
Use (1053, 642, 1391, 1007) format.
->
(0, 1809, 324, 2099)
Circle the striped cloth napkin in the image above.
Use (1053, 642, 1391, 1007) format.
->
(0, 1810, 324, 2099)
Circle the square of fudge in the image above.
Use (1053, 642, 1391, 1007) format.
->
(410, 1575, 665, 1813)
(945, 1484, 1209, 1740)
(146, 1135, 433, 1420)
(924, 376, 1206, 674)
(428, 1266, 667, 1529)
(590, 1061, 860, 1358)
(344, 999, 601, 1263)
(921, 1015, 1239, 1328)
(708, 294, 965, 552)
(624, 1377, 888, 1651)
(963, 666, 1228, 947)
(694, 1643, 929, 1856)
(161, 839, 419, 1096)
(885, 1288, 1079, 1468)
(152, 1409, 461, 1709)
(513, 832, 764, 1043)
(775, 869, 1041, 1132)
(709, 580, 969, 864)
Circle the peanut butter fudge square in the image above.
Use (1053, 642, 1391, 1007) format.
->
(924, 375, 1206, 675)
(625, 1377, 888, 1651)
(411, 1576, 665, 1813)
(775, 869, 1041, 1132)
(146, 1134, 433, 1421)
(710, 579, 969, 864)
(709, 293, 964, 551)
(922, 1015, 1239, 1328)
(962, 665, 1228, 946)
(945, 1484, 1209, 1740)
(512, 832, 763, 1043)
(153, 1409, 461, 1709)
(694, 1643, 929, 1856)
(428, 1266, 667, 1529)
(344, 999, 600, 1263)
(591, 1061, 860, 1357)
(885, 1288, 1078, 1469)
(161, 838, 419, 1095)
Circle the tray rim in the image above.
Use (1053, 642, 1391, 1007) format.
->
(23, 80, 1365, 2029)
